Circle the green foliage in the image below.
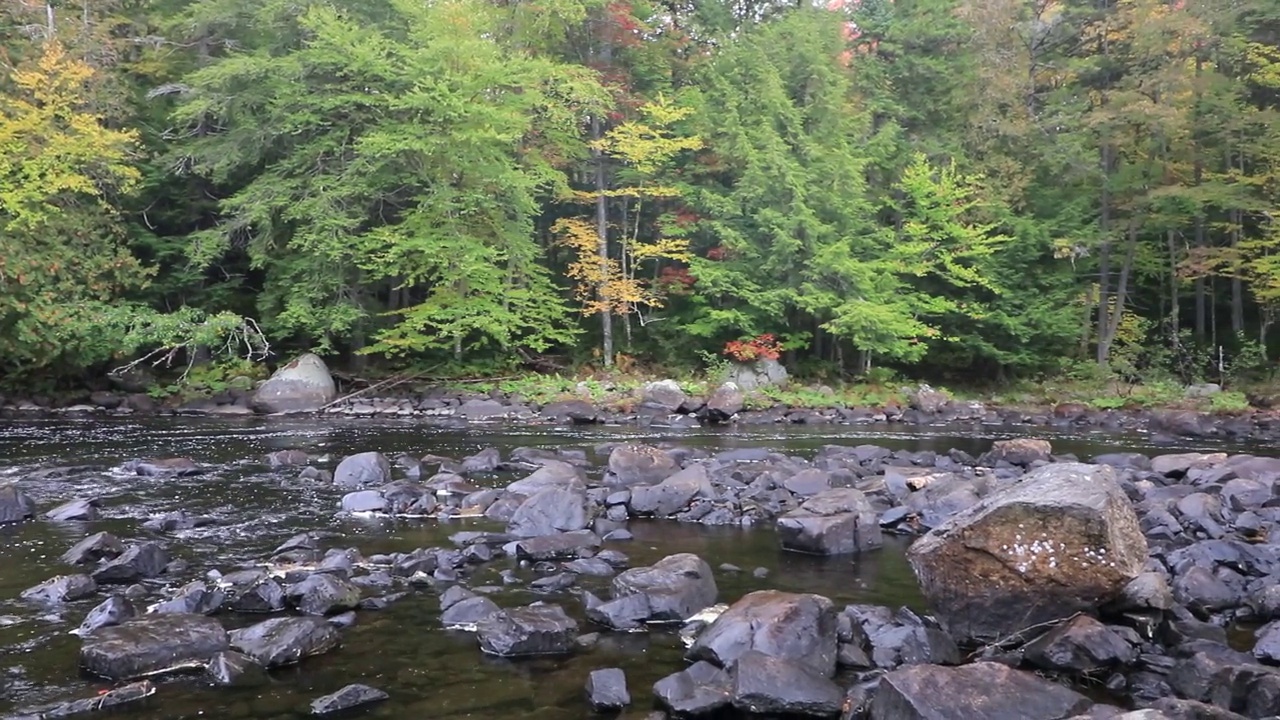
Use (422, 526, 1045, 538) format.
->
(1209, 390, 1251, 413)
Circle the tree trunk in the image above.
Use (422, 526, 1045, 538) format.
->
(1096, 144, 1113, 364)
(1098, 217, 1138, 365)
(1167, 230, 1179, 338)
(591, 16, 613, 368)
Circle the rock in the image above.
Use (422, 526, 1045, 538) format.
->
(457, 398, 509, 419)
(333, 452, 392, 487)
(730, 650, 843, 717)
(1151, 452, 1226, 478)
(978, 438, 1053, 467)
(62, 532, 125, 565)
(1023, 615, 1138, 673)
(340, 490, 387, 513)
(908, 384, 948, 413)
(38, 680, 156, 716)
(1255, 621, 1280, 665)
(460, 448, 501, 474)
(125, 457, 201, 476)
(513, 530, 601, 561)
(729, 358, 789, 392)
(783, 469, 832, 497)
(205, 650, 266, 687)
(250, 353, 337, 413)
(505, 460, 585, 496)
(629, 464, 712, 517)
(78, 596, 137, 635)
(265, 449, 311, 467)
(441, 595, 501, 629)
(21, 574, 98, 604)
(643, 380, 688, 413)
(1172, 567, 1239, 617)
(611, 553, 718, 623)
(704, 382, 745, 422)
(229, 617, 341, 667)
(586, 668, 631, 711)
(225, 574, 286, 613)
(149, 582, 223, 618)
(507, 487, 591, 538)
(777, 488, 883, 556)
(45, 498, 100, 522)
(1151, 411, 1211, 438)
(311, 684, 389, 715)
(1185, 383, 1222, 398)
(92, 543, 169, 584)
(654, 661, 732, 716)
(286, 574, 362, 616)
(475, 604, 578, 657)
(689, 590, 838, 677)
(1115, 572, 1174, 612)
(80, 614, 229, 680)
(870, 662, 1093, 720)
(608, 445, 678, 486)
(0, 483, 36, 524)
(908, 463, 1147, 643)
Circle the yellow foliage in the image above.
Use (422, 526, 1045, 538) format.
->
(552, 217, 656, 315)
(0, 41, 141, 230)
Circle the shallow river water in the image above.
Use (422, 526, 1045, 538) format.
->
(0, 417, 1270, 719)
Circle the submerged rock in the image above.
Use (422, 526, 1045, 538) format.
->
(205, 650, 267, 687)
(586, 668, 631, 711)
(688, 590, 838, 678)
(229, 617, 341, 667)
(475, 603, 578, 657)
(0, 483, 36, 524)
(124, 457, 201, 477)
(311, 683, 389, 715)
(45, 498, 100, 522)
(250, 352, 337, 413)
(908, 463, 1147, 643)
(80, 614, 229, 680)
(870, 662, 1093, 720)
(38, 680, 156, 716)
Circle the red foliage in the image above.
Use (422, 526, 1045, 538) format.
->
(656, 267, 697, 296)
(705, 245, 729, 261)
(673, 208, 700, 226)
(723, 334, 782, 362)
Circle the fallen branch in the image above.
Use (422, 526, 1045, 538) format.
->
(319, 367, 439, 410)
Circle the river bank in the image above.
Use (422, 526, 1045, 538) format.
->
(0, 417, 1278, 719)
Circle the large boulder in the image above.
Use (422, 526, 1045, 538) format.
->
(21, 574, 98, 604)
(642, 380, 688, 413)
(606, 553, 717, 624)
(688, 590, 838, 677)
(730, 650, 843, 718)
(505, 460, 585, 496)
(92, 542, 169, 584)
(333, 452, 392, 488)
(629, 464, 713, 518)
(475, 603, 578, 657)
(80, 614, 229, 680)
(907, 463, 1147, 643)
(229, 617, 341, 667)
(704, 382, 746, 423)
(250, 353, 337, 413)
(978, 438, 1052, 467)
(776, 488, 882, 556)
(870, 662, 1093, 720)
(285, 574, 362, 616)
(728, 358, 789, 392)
(62, 531, 125, 565)
(607, 444, 678, 486)
(506, 486, 591, 538)
(0, 483, 36, 524)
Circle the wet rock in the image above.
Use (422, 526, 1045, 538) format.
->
(286, 574, 362, 616)
(457, 398, 509, 419)
(78, 596, 137, 635)
(250, 352, 337, 413)
(149, 581, 224, 615)
(224, 574, 286, 614)
(39, 680, 156, 716)
(611, 553, 717, 623)
(1023, 615, 1139, 673)
(654, 660, 732, 716)
(777, 488, 883, 556)
(1115, 572, 1174, 612)
(45, 498, 100, 522)
(62, 532, 125, 565)
(230, 617, 341, 667)
(607, 444, 679, 487)
(141, 510, 216, 532)
(333, 452, 392, 487)
(783, 469, 832, 497)
(1256, 621, 1280, 665)
(1172, 567, 1239, 617)
(507, 487, 591, 538)
(311, 684, 389, 715)
(689, 590, 838, 677)
(513, 531, 601, 561)
(80, 614, 229, 680)
(1206, 663, 1280, 718)
(205, 650, 266, 687)
(870, 662, 1093, 720)
(442, 595, 501, 629)
(21, 574, 98, 604)
(340, 490, 386, 513)
(704, 382, 745, 423)
(475, 603, 578, 657)
(460, 448, 501, 474)
(978, 438, 1053, 467)
(92, 543, 169, 584)
(124, 457, 202, 477)
(265, 449, 311, 467)
(730, 650, 843, 717)
(629, 464, 712, 517)
(586, 668, 631, 711)
(1151, 452, 1227, 478)
(0, 483, 36, 524)
(908, 463, 1147, 643)
(643, 380, 688, 413)
(1166, 645, 1253, 702)
(1150, 698, 1251, 720)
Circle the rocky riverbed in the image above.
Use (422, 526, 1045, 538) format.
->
(1, 419, 1278, 719)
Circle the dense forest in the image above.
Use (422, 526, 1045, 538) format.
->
(2, 0, 1279, 389)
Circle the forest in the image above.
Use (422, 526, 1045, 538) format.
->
(2, 0, 1279, 394)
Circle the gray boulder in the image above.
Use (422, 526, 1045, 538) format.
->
(870, 662, 1093, 719)
(21, 574, 98, 604)
(777, 488, 882, 556)
(729, 358, 788, 391)
(311, 684, 389, 715)
(704, 382, 745, 422)
(688, 590, 838, 677)
(475, 603, 578, 657)
(333, 452, 392, 487)
(92, 542, 169, 584)
(62, 531, 125, 565)
(610, 553, 717, 623)
(586, 668, 631, 711)
(340, 490, 386, 513)
(629, 464, 713, 517)
(250, 353, 337, 413)
(286, 574, 362, 616)
(45, 498, 100, 522)
(79, 596, 138, 635)
(1022, 615, 1139, 673)
(0, 483, 36, 524)
(608, 444, 678, 486)
(642, 380, 688, 412)
(507, 486, 590, 538)
(230, 617, 341, 667)
(80, 614, 229, 680)
(908, 463, 1147, 643)
(730, 650, 843, 717)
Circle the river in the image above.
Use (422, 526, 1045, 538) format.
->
(0, 416, 1269, 718)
